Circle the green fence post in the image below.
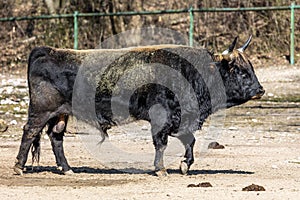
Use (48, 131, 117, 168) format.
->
(73, 11, 79, 50)
(189, 7, 194, 47)
(290, 2, 295, 65)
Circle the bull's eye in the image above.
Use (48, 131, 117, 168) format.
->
(241, 72, 251, 79)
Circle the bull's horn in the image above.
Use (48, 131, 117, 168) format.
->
(222, 36, 238, 55)
(237, 35, 252, 52)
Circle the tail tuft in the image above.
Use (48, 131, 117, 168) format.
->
(31, 134, 41, 166)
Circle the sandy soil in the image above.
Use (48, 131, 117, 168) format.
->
(0, 65, 299, 199)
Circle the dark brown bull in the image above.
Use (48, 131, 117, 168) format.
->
(14, 36, 264, 176)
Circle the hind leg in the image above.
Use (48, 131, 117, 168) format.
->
(47, 114, 73, 174)
(178, 133, 196, 175)
(152, 126, 169, 176)
(14, 115, 49, 175)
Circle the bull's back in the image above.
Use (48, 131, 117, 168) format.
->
(94, 46, 213, 130)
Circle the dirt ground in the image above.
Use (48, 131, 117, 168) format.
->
(0, 65, 299, 199)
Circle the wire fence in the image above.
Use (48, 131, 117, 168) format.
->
(0, 3, 299, 64)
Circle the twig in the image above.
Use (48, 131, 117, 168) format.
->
(14, 21, 25, 36)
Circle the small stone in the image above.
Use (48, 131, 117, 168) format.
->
(187, 182, 212, 188)
(13, 107, 21, 112)
(251, 119, 258, 123)
(228, 126, 238, 131)
(187, 183, 198, 187)
(242, 184, 265, 191)
(20, 101, 27, 107)
(208, 142, 225, 149)
(0, 119, 8, 132)
(10, 120, 18, 125)
(271, 165, 278, 169)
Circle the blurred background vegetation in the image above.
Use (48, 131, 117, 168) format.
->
(0, 0, 300, 73)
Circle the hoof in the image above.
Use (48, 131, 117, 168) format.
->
(64, 169, 74, 175)
(13, 166, 23, 176)
(180, 161, 189, 175)
(53, 121, 65, 133)
(155, 169, 168, 177)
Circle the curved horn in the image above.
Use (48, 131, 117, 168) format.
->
(237, 35, 252, 52)
(222, 36, 238, 55)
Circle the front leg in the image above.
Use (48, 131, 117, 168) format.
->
(178, 133, 195, 175)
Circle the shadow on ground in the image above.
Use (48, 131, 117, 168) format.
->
(22, 166, 254, 176)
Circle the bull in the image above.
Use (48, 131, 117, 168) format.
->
(14, 35, 264, 176)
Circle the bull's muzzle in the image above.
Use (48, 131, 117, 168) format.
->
(251, 87, 265, 100)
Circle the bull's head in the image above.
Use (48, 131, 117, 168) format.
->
(214, 35, 265, 107)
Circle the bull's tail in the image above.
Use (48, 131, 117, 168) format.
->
(31, 133, 41, 166)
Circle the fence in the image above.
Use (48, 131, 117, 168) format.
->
(0, 3, 299, 64)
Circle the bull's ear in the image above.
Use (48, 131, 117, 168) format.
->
(222, 36, 238, 55)
(213, 54, 224, 62)
(213, 53, 231, 62)
(237, 35, 252, 52)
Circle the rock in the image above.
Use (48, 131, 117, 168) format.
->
(251, 119, 258, 123)
(187, 182, 212, 188)
(0, 119, 8, 132)
(228, 126, 238, 131)
(271, 164, 278, 169)
(242, 184, 265, 191)
(9, 120, 18, 125)
(208, 142, 225, 149)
